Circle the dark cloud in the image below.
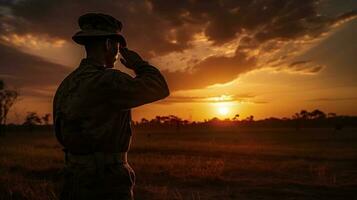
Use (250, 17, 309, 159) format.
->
(0, 42, 70, 89)
(0, 0, 196, 57)
(1, 0, 354, 55)
(0, 0, 355, 91)
(151, 0, 355, 44)
(333, 10, 357, 24)
(288, 60, 324, 74)
(163, 51, 256, 91)
(290, 60, 311, 66)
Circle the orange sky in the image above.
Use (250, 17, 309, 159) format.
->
(0, 0, 357, 123)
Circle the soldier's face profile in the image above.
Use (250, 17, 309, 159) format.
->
(105, 39, 119, 68)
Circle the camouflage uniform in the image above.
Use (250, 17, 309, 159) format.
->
(53, 57, 169, 199)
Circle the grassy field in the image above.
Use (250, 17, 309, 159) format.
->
(0, 127, 357, 199)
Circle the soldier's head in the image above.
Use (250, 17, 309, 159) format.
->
(82, 36, 120, 68)
(72, 13, 126, 68)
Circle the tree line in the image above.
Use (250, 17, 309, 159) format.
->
(1, 79, 356, 134)
(133, 109, 357, 131)
(0, 80, 52, 135)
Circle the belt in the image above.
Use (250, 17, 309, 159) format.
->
(65, 151, 128, 166)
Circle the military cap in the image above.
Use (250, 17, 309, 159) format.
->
(72, 13, 126, 47)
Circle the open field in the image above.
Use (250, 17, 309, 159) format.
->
(0, 127, 357, 199)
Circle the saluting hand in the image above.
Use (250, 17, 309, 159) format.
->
(119, 47, 148, 70)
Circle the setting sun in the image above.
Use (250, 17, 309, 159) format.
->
(218, 106, 229, 116)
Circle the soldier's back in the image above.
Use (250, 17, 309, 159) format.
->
(53, 58, 134, 154)
(55, 60, 136, 200)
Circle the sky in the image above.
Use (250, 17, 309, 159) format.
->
(0, 0, 356, 123)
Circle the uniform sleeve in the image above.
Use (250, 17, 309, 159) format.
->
(52, 81, 66, 146)
(99, 64, 170, 110)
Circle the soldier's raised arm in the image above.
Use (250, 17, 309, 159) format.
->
(100, 47, 170, 110)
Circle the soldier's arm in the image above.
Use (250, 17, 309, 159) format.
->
(52, 83, 65, 146)
(102, 63, 170, 110)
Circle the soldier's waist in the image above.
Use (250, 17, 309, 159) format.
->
(66, 151, 128, 165)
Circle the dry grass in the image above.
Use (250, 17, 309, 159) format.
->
(1, 128, 357, 199)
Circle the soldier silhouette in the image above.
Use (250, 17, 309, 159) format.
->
(53, 13, 169, 200)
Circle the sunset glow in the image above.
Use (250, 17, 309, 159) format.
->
(1, 2, 357, 199)
(0, 0, 356, 123)
(217, 106, 229, 116)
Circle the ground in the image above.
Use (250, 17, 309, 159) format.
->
(0, 127, 356, 199)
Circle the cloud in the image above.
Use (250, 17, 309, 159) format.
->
(157, 94, 267, 104)
(1, 0, 355, 54)
(0, 0, 356, 91)
(0, 0, 197, 57)
(163, 51, 256, 91)
(285, 60, 325, 74)
(307, 97, 357, 102)
(0, 42, 70, 92)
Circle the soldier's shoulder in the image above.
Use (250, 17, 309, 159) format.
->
(54, 70, 78, 95)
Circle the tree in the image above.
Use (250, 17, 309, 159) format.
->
(292, 113, 300, 120)
(233, 114, 240, 121)
(140, 118, 149, 124)
(23, 112, 42, 126)
(309, 109, 326, 119)
(246, 115, 254, 122)
(0, 80, 19, 135)
(42, 113, 51, 125)
(292, 113, 302, 130)
(155, 116, 162, 124)
(300, 110, 309, 120)
(327, 113, 337, 118)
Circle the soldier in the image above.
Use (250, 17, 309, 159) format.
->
(53, 13, 170, 200)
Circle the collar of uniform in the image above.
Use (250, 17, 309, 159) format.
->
(80, 58, 106, 70)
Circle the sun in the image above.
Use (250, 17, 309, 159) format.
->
(218, 106, 229, 116)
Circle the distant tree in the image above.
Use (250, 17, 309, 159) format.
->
(155, 116, 162, 124)
(292, 112, 302, 130)
(161, 116, 170, 124)
(209, 117, 220, 122)
(164, 115, 182, 130)
(309, 109, 326, 119)
(140, 118, 149, 124)
(0, 80, 19, 136)
(292, 113, 300, 120)
(233, 114, 240, 121)
(23, 112, 42, 129)
(327, 113, 337, 118)
(41, 113, 51, 125)
(300, 110, 309, 120)
(246, 115, 254, 122)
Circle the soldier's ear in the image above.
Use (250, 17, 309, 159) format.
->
(105, 38, 117, 52)
(105, 39, 111, 52)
